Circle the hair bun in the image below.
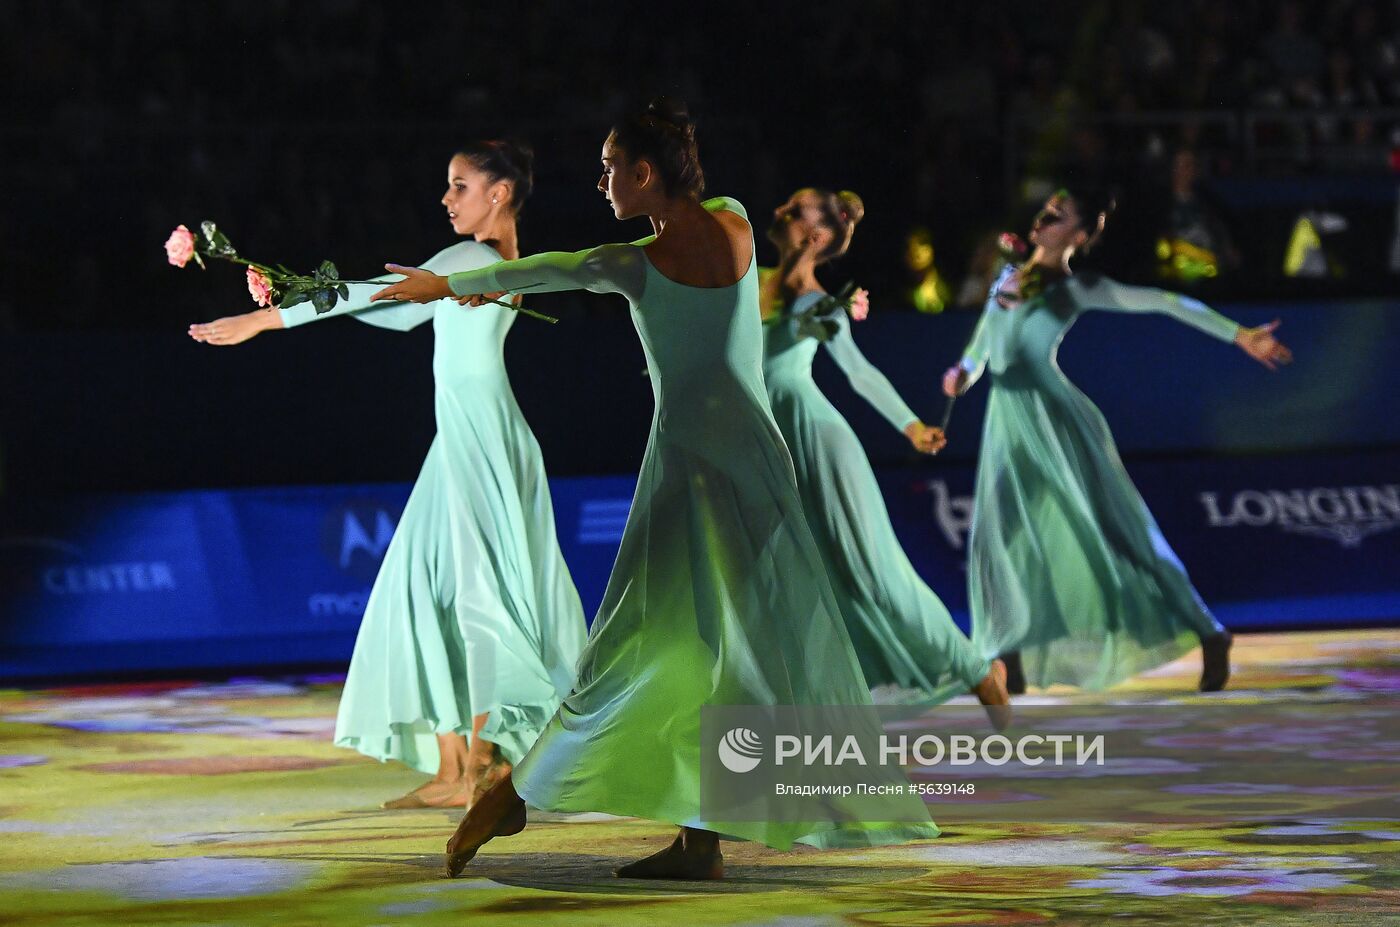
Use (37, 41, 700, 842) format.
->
(490, 138, 534, 179)
(646, 96, 693, 133)
(610, 99, 705, 198)
(456, 138, 536, 213)
(836, 190, 866, 227)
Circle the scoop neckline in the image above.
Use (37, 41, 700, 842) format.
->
(640, 245, 754, 291)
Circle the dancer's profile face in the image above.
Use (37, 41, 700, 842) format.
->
(597, 134, 648, 220)
(1028, 194, 1084, 251)
(442, 155, 504, 236)
(767, 189, 834, 256)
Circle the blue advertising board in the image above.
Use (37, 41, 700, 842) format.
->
(2, 450, 1394, 679)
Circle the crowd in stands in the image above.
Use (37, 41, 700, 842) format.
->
(4, 0, 1398, 331)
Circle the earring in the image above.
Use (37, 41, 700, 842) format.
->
(492, 197, 499, 204)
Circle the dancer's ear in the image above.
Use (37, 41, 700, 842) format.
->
(808, 225, 835, 255)
(634, 158, 656, 191)
(490, 179, 513, 209)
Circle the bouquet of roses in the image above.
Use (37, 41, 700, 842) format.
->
(164, 221, 556, 322)
(783, 281, 870, 342)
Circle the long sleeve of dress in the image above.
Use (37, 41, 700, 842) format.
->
(958, 307, 995, 387)
(447, 197, 746, 305)
(957, 263, 1012, 389)
(1071, 274, 1241, 342)
(280, 241, 501, 331)
(824, 312, 919, 431)
(448, 243, 649, 304)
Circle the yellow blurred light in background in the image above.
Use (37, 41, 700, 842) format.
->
(905, 228, 935, 272)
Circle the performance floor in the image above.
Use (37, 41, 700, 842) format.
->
(1, 629, 1396, 926)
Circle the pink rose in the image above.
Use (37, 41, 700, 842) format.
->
(246, 267, 275, 307)
(850, 288, 870, 321)
(997, 232, 1027, 260)
(165, 225, 196, 268)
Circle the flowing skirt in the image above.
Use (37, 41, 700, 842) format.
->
(968, 370, 1222, 690)
(767, 376, 987, 702)
(334, 385, 587, 772)
(513, 399, 939, 849)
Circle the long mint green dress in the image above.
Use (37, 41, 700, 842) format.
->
(762, 286, 988, 702)
(959, 267, 1237, 690)
(445, 198, 939, 850)
(280, 240, 587, 772)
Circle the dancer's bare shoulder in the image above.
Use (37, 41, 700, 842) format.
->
(645, 202, 752, 288)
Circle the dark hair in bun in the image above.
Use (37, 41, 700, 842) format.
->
(455, 138, 535, 213)
(1058, 184, 1116, 253)
(609, 96, 705, 198)
(811, 188, 865, 263)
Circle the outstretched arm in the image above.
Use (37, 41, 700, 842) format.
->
(448, 244, 646, 303)
(826, 311, 945, 454)
(284, 241, 499, 331)
(1073, 275, 1292, 370)
(942, 302, 995, 397)
(824, 312, 919, 432)
(372, 243, 648, 306)
(188, 241, 498, 345)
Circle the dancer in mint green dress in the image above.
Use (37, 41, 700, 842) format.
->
(942, 188, 1292, 693)
(374, 100, 938, 881)
(189, 141, 586, 809)
(760, 187, 1007, 711)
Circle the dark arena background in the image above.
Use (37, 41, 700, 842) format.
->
(1, 2, 1397, 924)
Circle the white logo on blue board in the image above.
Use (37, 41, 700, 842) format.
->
(1200, 485, 1400, 549)
(928, 480, 974, 551)
(340, 510, 395, 567)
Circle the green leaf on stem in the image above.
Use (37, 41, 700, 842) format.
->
(198, 221, 238, 258)
(311, 287, 335, 314)
(796, 315, 840, 342)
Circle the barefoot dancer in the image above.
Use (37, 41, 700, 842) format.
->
(941, 188, 1292, 694)
(760, 188, 1008, 721)
(374, 99, 938, 880)
(190, 141, 586, 808)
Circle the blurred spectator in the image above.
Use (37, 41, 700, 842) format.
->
(8, 0, 1400, 332)
(1155, 149, 1241, 285)
(1260, 1, 1327, 107)
(903, 228, 953, 315)
(1346, 1, 1400, 104)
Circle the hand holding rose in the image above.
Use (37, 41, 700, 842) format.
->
(942, 365, 969, 398)
(903, 421, 947, 455)
(370, 265, 455, 304)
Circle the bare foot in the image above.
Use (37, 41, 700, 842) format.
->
(972, 659, 1012, 732)
(615, 827, 724, 880)
(468, 754, 514, 809)
(381, 777, 471, 810)
(445, 773, 526, 877)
